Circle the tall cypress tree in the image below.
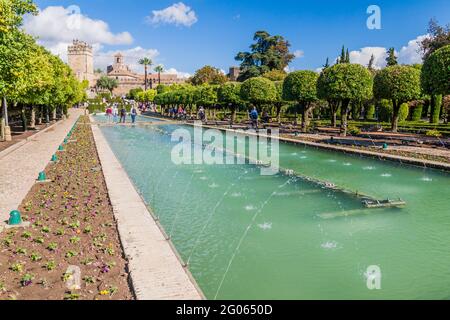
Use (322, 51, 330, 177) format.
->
(345, 49, 350, 63)
(323, 57, 330, 69)
(368, 54, 375, 71)
(339, 46, 346, 64)
(386, 48, 398, 66)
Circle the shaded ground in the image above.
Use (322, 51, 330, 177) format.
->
(0, 123, 53, 153)
(0, 116, 133, 300)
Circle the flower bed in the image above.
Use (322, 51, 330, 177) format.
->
(0, 116, 133, 300)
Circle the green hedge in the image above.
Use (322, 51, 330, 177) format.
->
(378, 99, 409, 122)
(411, 104, 423, 121)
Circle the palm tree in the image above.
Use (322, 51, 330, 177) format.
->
(154, 65, 164, 85)
(139, 58, 153, 90)
(96, 76, 118, 96)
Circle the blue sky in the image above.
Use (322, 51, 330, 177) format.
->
(31, 0, 450, 76)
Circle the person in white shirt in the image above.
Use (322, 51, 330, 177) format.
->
(112, 105, 119, 123)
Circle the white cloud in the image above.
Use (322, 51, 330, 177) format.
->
(341, 34, 428, 70)
(398, 34, 428, 65)
(148, 2, 197, 27)
(94, 47, 160, 73)
(293, 50, 305, 59)
(23, 6, 133, 45)
(349, 47, 388, 69)
(23, 5, 193, 79)
(164, 67, 191, 78)
(315, 67, 324, 73)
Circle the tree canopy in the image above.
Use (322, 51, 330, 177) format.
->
(317, 63, 373, 135)
(96, 76, 118, 94)
(262, 69, 287, 81)
(374, 65, 421, 131)
(218, 82, 242, 106)
(217, 82, 242, 123)
(240, 77, 277, 107)
(420, 18, 450, 59)
(189, 66, 227, 86)
(421, 44, 450, 96)
(1, 0, 85, 135)
(193, 84, 218, 107)
(282, 70, 319, 132)
(235, 31, 295, 81)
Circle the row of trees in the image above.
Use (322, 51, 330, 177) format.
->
(146, 23, 449, 135)
(149, 44, 448, 136)
(1, 0, 87, 141)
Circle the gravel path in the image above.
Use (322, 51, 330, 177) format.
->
(0, 109, 83, 225)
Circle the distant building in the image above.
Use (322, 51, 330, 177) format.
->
(228, 66, 241, 81)
(106, 53, 184, 96)
(67, 40, 185, 97)
(68, 40, 95, 87)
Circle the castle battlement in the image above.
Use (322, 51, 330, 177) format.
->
(68, 39, 93, 55)
(67, 39, 185, 94)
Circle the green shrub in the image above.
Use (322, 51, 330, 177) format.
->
(348, 125, 361, 135)
(88, 103, 106, 114)
(365, 104, 375, 120)
(378, 100, 409, 122)
(426, 129, 442, 137)
(431, 94, 442, 124)
(410, 104, 423, 121)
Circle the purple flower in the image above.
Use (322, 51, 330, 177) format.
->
(101, 265, 110, 273)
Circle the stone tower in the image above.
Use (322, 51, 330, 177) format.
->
(68, 40, 95, 87)
(229, 66, 241, 81)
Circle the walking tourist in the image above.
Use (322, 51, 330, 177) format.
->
(250, 107, 259, 129)
(262, 110, 270, 123)
(198, 106, 206, 122)
(106, 105, 112, 123)
(130, 105, 138, 124)
(120, 106, 127, 123)
(112, 105, 119, 123)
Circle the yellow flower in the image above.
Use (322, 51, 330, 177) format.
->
(99, 290, 109, 296)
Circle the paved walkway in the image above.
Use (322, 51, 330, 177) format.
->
(0, 109, 83, 224)
(90, 120, 203, 300)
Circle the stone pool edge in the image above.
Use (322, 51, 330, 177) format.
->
(90, 116, 204, 300)
(142, 115, 450, 172)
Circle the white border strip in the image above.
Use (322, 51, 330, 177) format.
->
(90, 117, 203, 300)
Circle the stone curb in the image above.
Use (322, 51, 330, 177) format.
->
(141, 114, 450, 172)
(89, 115, 204, 300)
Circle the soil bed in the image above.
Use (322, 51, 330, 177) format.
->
(0, 116, 133, 300)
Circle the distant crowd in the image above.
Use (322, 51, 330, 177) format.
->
(105, 103, 138, 124)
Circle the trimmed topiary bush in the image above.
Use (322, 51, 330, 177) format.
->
(240, 77, 277, 110)
(421, 45, 450, 96)
(374, 65, 421, 132)
(378, 100, 409, 122)
(282, 70, 319, 131)
(365, 104, 376, 120)
(317, 63, 373, 136)
(411, 104, 424, 121)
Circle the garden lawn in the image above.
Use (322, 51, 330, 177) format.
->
(0, 116, 133, 300)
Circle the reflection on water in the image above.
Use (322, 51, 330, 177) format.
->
(97, 117, 450, 300)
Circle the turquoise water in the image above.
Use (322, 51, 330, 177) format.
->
(95, 116, 450, 300)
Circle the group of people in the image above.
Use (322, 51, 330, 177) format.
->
(105, 103, 138, 124)
(169, 106, 188, 120)
(250, 107, 270, 128)
(194, 106, 268, 129)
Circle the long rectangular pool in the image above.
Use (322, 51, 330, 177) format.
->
(95, 115, 450, 300)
